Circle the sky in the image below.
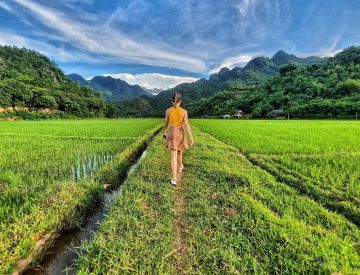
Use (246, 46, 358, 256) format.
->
(0, 0, 359, 89)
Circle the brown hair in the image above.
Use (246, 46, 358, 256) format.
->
(172, 92, 182, 108)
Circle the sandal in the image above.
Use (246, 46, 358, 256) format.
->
(171, 179, 177, 186)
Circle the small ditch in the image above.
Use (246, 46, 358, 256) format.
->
(24, 148, 149, 274)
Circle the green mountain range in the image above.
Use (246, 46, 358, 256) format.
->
(119, 50, 324, 116)
(188, 46, 360, 118)
(1, 45, 358, 119)
(67, 74, 149, 100)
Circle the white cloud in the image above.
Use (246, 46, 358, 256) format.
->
(11, 0, 206, 73)
(299, 32, 344, 58)
(232, 0, 291, 39)
(103, 73, 199, 90)
(320, 48, 343, 57)
(0, 2, 12, 12)
(0, 31, 100, 63)
(209, 54, 254, 73)
(235, 0, 253, 17)
(0, 32, 26, 46)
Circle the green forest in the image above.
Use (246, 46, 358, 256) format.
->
(187, 46, 360, 118)
(0, 46, 109, 119)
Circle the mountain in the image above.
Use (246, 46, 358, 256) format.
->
(125, 50, 325, 115)
(67, 73, 88, 86)
(271, 50, 323, 66)
(209, 50, 324, 85)
(67, 74, 148, 100)
(143, 87, 163, 95)
(0, 45, 107, 118)
(188, 46, 360, 118)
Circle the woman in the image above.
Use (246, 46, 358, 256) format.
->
(162, 92, 194, 185)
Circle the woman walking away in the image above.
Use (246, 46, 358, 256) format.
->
(162, 92, 194, 185)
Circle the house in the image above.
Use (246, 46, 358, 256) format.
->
(223, 114, 230, 119)
(270, 109, 284, 118)
(234, 110, 245, 119)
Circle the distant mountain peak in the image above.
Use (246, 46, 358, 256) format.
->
(67, 74, 148, 100)
(272, 50, 290, 57)
(271, 50, 299, 65)
(271, 50, 324, 66)
(219, 67, 231, 74)
(67, 73, 88, 86)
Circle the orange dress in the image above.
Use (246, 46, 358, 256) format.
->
(166, 107, 189, 151)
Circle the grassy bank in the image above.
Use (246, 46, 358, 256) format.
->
(77, 135, 177, 274)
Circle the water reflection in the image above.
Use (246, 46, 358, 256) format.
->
(70, 154, 114, 182)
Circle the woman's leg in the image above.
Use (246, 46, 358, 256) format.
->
(177, 150, 183, 171)
(170, 150, 177, 180)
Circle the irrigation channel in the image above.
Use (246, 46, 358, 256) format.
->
(24, 146, 150, 274)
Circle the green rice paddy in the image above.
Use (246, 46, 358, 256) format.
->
(1, 119, 359, 274)
(0, 119, 161, 274)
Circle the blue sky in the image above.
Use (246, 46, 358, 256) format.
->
(0, 0, 359, 89)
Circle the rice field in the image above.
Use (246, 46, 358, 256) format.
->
(192, 119, 360, 224)
(76, 124, 360, 274)
(0, 119, 161, 274)
(2, 118, 360, 274)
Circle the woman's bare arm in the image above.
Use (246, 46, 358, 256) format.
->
(184, 110, 194, 146)
(162, 109, 169, 136)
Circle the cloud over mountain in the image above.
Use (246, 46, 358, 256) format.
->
(103, 73, 199, 90)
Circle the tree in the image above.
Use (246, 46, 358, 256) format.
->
(2, 79, 32, 107)
(336, 79, 360, 97)
(30, 88, 58, 109)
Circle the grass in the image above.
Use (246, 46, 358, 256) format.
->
(76, 135, 177, 274)
(76, 127, 360, 273)
(191, 119, 360, 154)
(193, 119, 360, 224)
(0, 118, 161, 274)
(2, 118, 360, 273)
(183, 129, 360, 273)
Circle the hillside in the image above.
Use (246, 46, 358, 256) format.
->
(189, 46, 360, 118)
(123, 50, 324, 115)
(67, 74, 148, 100)
(0, 46, 108, 118)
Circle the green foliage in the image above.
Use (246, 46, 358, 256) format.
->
(0, 46, 109, 118)
(187, 46, 360, 118)
(113, 97, 154, 117)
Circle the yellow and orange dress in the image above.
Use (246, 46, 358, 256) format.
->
(166, 106, 189, 151)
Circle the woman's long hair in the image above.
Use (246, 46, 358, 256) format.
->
(172, 92, 182, 108)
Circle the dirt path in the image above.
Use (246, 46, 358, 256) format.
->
(174, 171, 188, 274)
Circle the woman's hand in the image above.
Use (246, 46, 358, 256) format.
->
(189, 137, 194, 147)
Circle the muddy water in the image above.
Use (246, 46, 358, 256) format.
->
(26, 150, 148, 275)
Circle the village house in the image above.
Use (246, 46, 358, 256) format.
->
(270, 109, 284, 118)
(234, 110, 245, 119)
